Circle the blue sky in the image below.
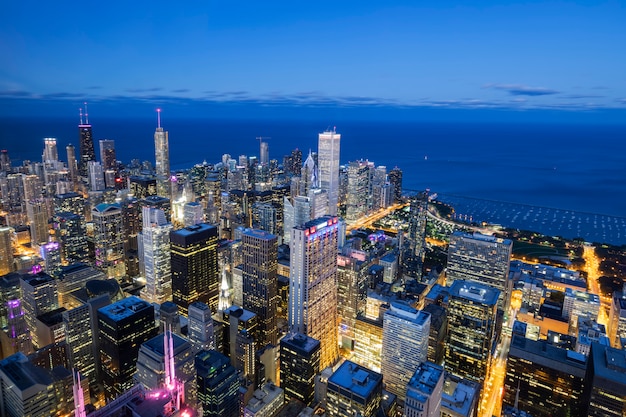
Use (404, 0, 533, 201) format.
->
(1, 0, 625, 118)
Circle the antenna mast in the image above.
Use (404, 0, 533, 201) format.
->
(157, 108, 162, 128)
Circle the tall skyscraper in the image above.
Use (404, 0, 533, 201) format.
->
(0, 226, 13, 275)
(98, 139, 116, 170)
(280, 332, 321, 406)
(318, 129, 341, 216)
(195, 349, 240, 417)
(2, 298, 33, 356)
(188, 301, 214, 351)
(87, 161, 105, 191)
(241, 228, 279, 347)
(289, 215, 339, 369)
(381, 302, 431, 402)
(446, 231, 513, 309)
(139, 207, 173, 305)
(154, 109, 171, 198)
(25, 199, 48, 246)
(51, 212, 89, 265)
(170, 224, 219, 316)
(66, 144, 78, 189)
(20, 272, 59, 350)
(259, 140, 269, 166)
(346, 160, 371, 224)
(388, 167, 403, 202)
(42, 137, 59, 163)
(326, 360, 383, 417)
(445, 280, 499, 384)
(78, 104, 96, 178)
(0, 149, 11, 173)
(92, 203, 126, 279)
(97, 296, 157, 400)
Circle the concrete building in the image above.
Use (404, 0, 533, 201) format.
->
(326, 360, 382, 417)
(404, 362, 444, 417)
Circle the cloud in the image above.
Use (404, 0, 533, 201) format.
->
(562, 94, 604, 99)
(86, 86, 102, 90)
(41, 92, 85, 99)
(617, 98, 626, 104)
(0, 90, 32, 97)
(485, 83, 560, 96)
(125, 87, 163, 93)
(171, 88, 190, 93)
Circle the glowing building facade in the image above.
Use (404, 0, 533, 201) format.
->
(318, 130, 341, 216)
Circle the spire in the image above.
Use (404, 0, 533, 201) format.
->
(79, 107, 83, 125)
(157, 108, 161, 129)
(73, 369, 86, 417)
(84, 102, 89, 124)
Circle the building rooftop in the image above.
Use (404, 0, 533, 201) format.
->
(449, 280, 500, 306)
(242, 228, 277, 241)
(224, 305, 256, 323)
(98, 296, 152, 322)
(590, 342, 626, 383)
(20, 271, 54, 287)
(564, 288, 600, 304)
(0, 352, 53, 391)
(441, 374, 480, 417)
(510, 260, 585, 289)
(37, 307, 67, 326)
(328, 360, 382, 400)
(246, 382, 284, 413)
(509, 335, 587, 376)
(93, 202, 121, 213)
(142, 332, 190, 357)
(387, 302, 430, 325)
(452, 231, 512, 246)
(294, 215, 338, 232)
(171, 223, 216, 238)
(407, 362, 444, 402)
(281, 332, 321, 354)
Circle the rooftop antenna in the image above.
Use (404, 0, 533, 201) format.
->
(84, 102, 89, 124)
(157, 108, 162, 128)
(79, 108, 83, 125)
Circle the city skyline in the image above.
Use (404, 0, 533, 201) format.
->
(1, 1, 625, 119)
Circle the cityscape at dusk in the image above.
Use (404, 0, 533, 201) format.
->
(1, 1, 625, 417)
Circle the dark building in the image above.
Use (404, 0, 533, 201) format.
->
(78, 115, 96, 178)
(97, 296, 157, 400)
(54, 192, 85, 217)
(241, 228, 279, 346)
(140, 195, 171, 223)
(171, 224, 219, 316)
(129, 175, 158, 199)
(423, 303, 447, 364)
(196, 349, 240, 417)
(280, 332, 321, 406)
(51, 212, 89, 264)
(388, 167, 402, 202)
(586, 342, 626, 416)
(503, 335, 588, 417)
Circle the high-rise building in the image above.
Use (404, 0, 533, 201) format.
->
(503, 335, 588, 417)
(404, 362, 444, 417)
(183, 201, 204, 227)
(388, 167, 402, 202)
(608, 285, 626, 349)
(353, 315, 383, 373)
(337, 254, 368, 349)
(56, 263, 105, 309)
(446, 231, 513, 309)
(381, 302, 431, 402)
(66, 144, 78, 188)
(326, 360, 383, 417)
(188, 301, 214, 351)
(346, 160, 371, 224)
(92, 203, 126, 279)
(43, 137, 59, 163)
(139, 207, 173, 305)
(445, 280, 500, 384)
(159, 301, 181, 334)
(39, 241, 62, 277)
(88, 160, 105, 191)
(0, 226, 14, 275)
(170, 224, 219, 315)
(318, 129, 340, 216)
(154, 109, 171, 198)
(289, 216, 339, 369)
(241, 228, 279, 347)
(587, 342, 626, 416)
(51, 212, 89, 265)
(0, 149, 11, 173)
(78, 105, 96, 178)
(98, 139, 116, 170)
(26, 199, 49, 246)
(20, 272, 58, 350)
(2, 298, 33, 356)
(196, 349, 240, 417)
(54, 192, 85, 217)
(280, 332, 321, 406)
(259, 140, 269, 166)
(97, 296, 157, 400)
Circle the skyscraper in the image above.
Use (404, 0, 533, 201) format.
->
(280, 332, 321, 406)
(42, 137, 59, 163)
(346, 160, 371, 224)
(241, 228, 279, 346)
(78, 104, 96, 178)
(196, 349, 240, 417)
(98, 139, 116, 170)
(388, 167, 403, 202)
(92, 203, 126, 279)
(52, 212, 89, 265)
(445, 280, 499, 384)
(404, 361, 444, 417)
(587, 342, 626, 416)
(154, 109, 171, 198)
(318, 129, 341, 216)
(326, 360, 383, 417)
(25, 199, 48, 246)
(259, 140, 269, 166)
(20, 272, 59, 350)
(188, 301, 214, 351)
(97, 296, 157, 400)
(0, 226, 13, 275)
(170, 224, 219, 315)
(66, 144, 78, 189)
(289, 215, 339, 369)
(139, 207, 173, 305)
(446, 231, 513, 309)
(381, 302, 431, 402)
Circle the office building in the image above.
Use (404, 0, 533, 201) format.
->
(404, 362, 444, 417)
(196, 349, 240, 417)
(0, 226, 14, 275)
(388, 167, 402, 202)
(158, 300, 181, 333)
(446, 232, 512, 309)
(1, 298, 33, 356)
(171, 223, 219, 315)
(87, 161, 105, 191)
(586, 342, 626, 416)
(20, 272, 58, 350)
(318, 129, 340, 216)
(445, 280, 499, 384)
(129, 175, 158, 199)
(326, 360, 383, 417)
(563, 287, 600, 332)
(97, 296, 157, 400)
(0, 273, 21, 329)
(381, 302, 431, 402)
(78, 106, 96, 178)
(243, 382, 284, 417)
(280, 332, 321, 406)
(154, 109, 171, 198)
(26, 199, 49, 246)
(188, 301, 214, 351)
(135, 332, 196, 406)
(39, 241, 62, 276)
(241, 228, 279, 346)
(440, 374, 480, 417)
(608, 286, 626, 349)
(353, 315, 383, 373)
(289, 216, 339, 369)
(51, 212, 89, 265)
(423, 303, 447, 365)
(92, 203, 126, 279)
(65, 143, 78, 188)
(139, 207, 173, 305)
(337, 254, 368, 349)
(98, 139, 116, 170)
(0, 352, 56, 417)
(183, 201, 204, 227)
(345, 160, 371, 224)
(56, 263, 105, 309)
(505, 335, 588, 417)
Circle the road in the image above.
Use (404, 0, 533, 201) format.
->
(346, 202, 407, 232)
(582, 245, 610, 327)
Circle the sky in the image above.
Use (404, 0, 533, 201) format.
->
(1, 0, 625, 120)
